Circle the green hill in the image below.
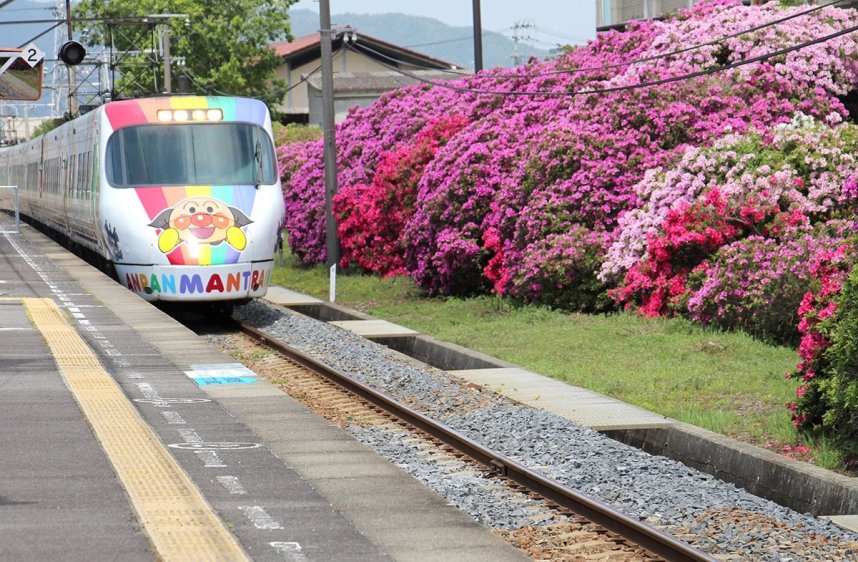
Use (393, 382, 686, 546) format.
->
(288, 9, 554, 70)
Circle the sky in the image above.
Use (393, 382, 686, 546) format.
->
(0, 0, 599, 118)
(290, 0, 598, 49)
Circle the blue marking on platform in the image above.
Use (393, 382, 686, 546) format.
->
(191, 376, 258, 386)
(185, 363, 259, 385)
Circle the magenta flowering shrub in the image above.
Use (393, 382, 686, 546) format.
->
(685, 224, 854, 343)
(505, 227, 610, 311)
(332, 115, 468, 276)
(280, 0, 858, 304)
(787, 242, 857, 442)
(278, 140, 326, 263)
(602, 114, 858, 282)
(280, 85, 469, 264)
(609, 116, 858, 330)
(403, 112, 536, 295)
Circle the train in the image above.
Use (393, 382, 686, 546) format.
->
(0, 95, 285, 307)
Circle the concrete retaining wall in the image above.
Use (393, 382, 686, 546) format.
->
(604, 423, 858, 516)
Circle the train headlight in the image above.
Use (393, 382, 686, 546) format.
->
(156, 108, 224, 122)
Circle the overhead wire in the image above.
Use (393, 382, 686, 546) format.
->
(274, 45, 347, 96)
(179, 43, 346, 98)
(403, 36, 472, 49)
(343, 40, 470, 76)
(17, 21, 64, 48)
(345, 20, 858, 98)
(448, 0, 851, 80)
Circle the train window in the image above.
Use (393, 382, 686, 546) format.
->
(82, 152, 89, 197)
(105, 123, 276, 187)
(86, 152, 92, 198)
(69, 154, 76, 198)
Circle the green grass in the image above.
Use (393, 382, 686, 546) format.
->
(270, 254, 844, 472)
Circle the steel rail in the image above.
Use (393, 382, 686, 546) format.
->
(240, 322, 717, 562)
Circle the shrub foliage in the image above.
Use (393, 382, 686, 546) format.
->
(276, 0, 858, 450)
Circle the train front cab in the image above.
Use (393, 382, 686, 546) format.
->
(100, 97, 285, 303)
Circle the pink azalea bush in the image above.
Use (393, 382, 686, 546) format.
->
(609, 116, 858, 339)
(787, 242, 857, 444)
(684, 225, 854, 343)
(274, 0, 858, 446)
(505, 227, 611, 311)
(280, 0, 858, 297)
(611, 188, 755, 317)
(332, 115, 468, 276)
(602, 113, 858, 281)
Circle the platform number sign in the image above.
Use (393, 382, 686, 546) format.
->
(0, 43, 45, 101)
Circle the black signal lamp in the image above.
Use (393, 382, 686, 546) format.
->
(59, 41, 86, 66)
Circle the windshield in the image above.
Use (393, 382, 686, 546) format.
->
(106, 123, 276, 187)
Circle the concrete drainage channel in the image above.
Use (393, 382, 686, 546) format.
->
(279, 298, 858, 526)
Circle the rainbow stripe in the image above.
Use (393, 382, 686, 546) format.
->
(104, 96, 268, 129)
(103, 96, 267, 266)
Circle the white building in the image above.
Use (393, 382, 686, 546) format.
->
(596, 0, 702, 27)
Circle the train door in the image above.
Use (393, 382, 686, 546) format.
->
(61, 130, 70, 235)
(37, 136, 44, 199)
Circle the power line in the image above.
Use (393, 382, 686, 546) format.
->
(344, 38, 470, 76)
(531, 26, 591, 45)
(403, 35, 472, 49)
(0, 6, 53, 12)
(346, 21, 858, 98)
(463, 0, 852, 80)
(180, 42, 346, 98)
(0, 19, 64, 25)
(17, 20, 64, 49)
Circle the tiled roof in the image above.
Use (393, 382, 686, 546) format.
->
(270, 28, 460, 70)
(271, 33, 321, 58)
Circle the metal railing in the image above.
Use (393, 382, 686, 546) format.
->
(0, 185, 21, 234)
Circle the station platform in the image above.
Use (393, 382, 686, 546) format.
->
(0, 221, 528, 562)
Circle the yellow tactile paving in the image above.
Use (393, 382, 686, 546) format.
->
(23, 298, 249, 562)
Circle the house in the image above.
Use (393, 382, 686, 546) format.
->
(596, 0, 820, 28)
(303, 69, 467, 125)
(596, 0, 701, 27)
(270, 27, 467, 124)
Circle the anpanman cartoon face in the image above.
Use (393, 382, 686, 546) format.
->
(148, 197, 253, 253)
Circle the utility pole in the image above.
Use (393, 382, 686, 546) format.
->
(510, 21, 534, 67)
(65, 0, 76, 116)
(319, 0, 341, 270)
(163, 19, 171, 93)
(148, 14, 188, 94)
(472, 0, 483, 72)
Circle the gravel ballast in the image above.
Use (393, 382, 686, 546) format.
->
(235, 300, 858, 561)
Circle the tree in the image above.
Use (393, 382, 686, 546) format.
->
(73, 0, 295, 111)
(30, 118, 64, 139)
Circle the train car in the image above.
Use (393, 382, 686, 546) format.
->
(0, 96, 285, 305)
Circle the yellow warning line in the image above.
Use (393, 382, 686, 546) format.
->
(23, 298, 249, 562)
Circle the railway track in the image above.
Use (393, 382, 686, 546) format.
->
(208, 319, 716, 562)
